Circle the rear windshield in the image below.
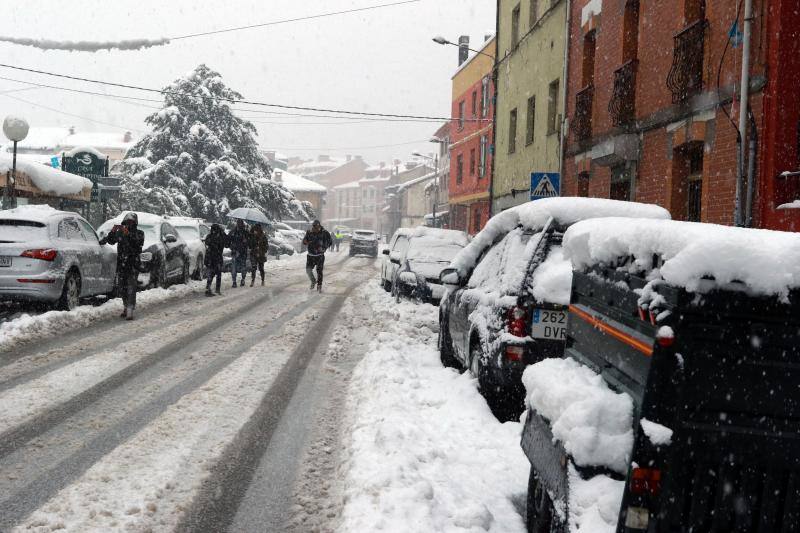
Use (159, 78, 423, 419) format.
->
(175, 226, 200, 240)
(0, 219, 48, 242)
(354, 231, 375, 237)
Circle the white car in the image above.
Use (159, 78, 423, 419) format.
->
(272, 222, 306, 252)
(164, 216, 210, 279)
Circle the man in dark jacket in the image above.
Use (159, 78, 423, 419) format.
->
(228, 219, 250, 288)
(303, 220, 332, 292)
(204, 224, 225, 296)
(100, 212, 145, 320)
(248, 224, 269, 287)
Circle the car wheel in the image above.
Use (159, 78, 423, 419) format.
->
(193, 255, 204, 280)
(470, 338, 508, 420)
(526, 468, 563, 533)
(181, 259, 190, 284)
(438, 313, 461, 369)
(57, 270, 81, 311)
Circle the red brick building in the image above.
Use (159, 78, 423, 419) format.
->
(449, 36, 496, 235)
(561, 0, 800, 230)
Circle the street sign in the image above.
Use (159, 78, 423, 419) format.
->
(530, 172, 561, 201)
(62, 149, 108, 183)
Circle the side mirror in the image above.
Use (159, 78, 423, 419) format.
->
(440, 267, 463, 286)
(382, 249, 390, 256)
(164, 234, 177, 243)
(389, 251, 401, 264)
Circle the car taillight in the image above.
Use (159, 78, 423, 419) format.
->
(505, 345, 524, 362)
(630, 467, 661, 497)
(21, 249, 57, 261)
(507, 306, 528, 337)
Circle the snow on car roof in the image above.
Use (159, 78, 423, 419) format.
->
(0, 154, 92, 196)
(0, 204, 69, 223)
(449, 197, 670, 277)
(99, 211, 165, 229)
(393, 226, 470, 245)
(563, 217, 800, 299)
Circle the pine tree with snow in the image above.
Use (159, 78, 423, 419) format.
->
(114, 64, 310, 223)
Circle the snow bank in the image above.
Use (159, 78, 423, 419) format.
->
(522, 358, 634, 474)
(339, 282, 527, 532)
(0, 35, 170, 51)
(568, 466, 625, 533)
(450, 197, 669, 278)
(0, 154, 91, 196)
(563, 217, 800, 299)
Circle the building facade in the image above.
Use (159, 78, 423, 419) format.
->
(449, 36, 496, 235)
(289, 155, 368, 221)
(493, 0, 567, 213)
(559, 0, 800, 231)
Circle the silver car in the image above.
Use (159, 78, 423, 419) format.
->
(0, 206, 117, 310)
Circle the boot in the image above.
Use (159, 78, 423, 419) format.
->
(126, 306, 134, 320)
(250, 278, 254, 287)
(261, 278, 265, 286)
(317, 283, 322, 293)
(309, 280, 316, 290)
(215, 288, 221, 295)
(120, 308, 127, 318)
(232, 281, 237, 288)
(205, 289, 214, 297)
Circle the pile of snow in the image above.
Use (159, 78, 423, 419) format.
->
(522, 357, 634, 473)
(640, 418, 673, 446)
(0, 154, 91, 196)
(450, 197, 669, 278)
(339, 282, 528, 532)
(528, 246, 572, 305)
(563, 217, 800, 299)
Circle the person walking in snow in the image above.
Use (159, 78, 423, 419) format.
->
(228, 219, 250, 288)
(303, 220, 332, 292)
(204, 223, 225, 296)
(248, 224, 269, 287)
(333, 229, 343, 252)
(100, 212, 145, 320)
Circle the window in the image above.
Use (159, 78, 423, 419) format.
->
(582, 30, 597, 87)
(77, 219, 99, 243)
(481, 76, 490, 118)
(578, 172, 590, 197)
(525, 96, 536, 145)
(479, 135, 488, 177)
(58, 219, 84, 241)
(529, 0, 538, 28)
(622, 0, 641, 63)
(470, 148, 476, 175)
(671, 142, 704, 221)
(456, 153, 464, 184)
(687, 148, 703, 222)
(508, 108, 518, 153)
(471, 91, 477, 118)
(547, 79, 559, 134)
(610, 165, 633, 201)
(458, 101, 465, 130)
(511, 4, 521, 48)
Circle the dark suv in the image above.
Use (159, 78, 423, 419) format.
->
(349, 229, 379, 257)
(438, 197, 670, 420)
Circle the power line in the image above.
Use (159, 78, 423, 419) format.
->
(0, 63, 481, 123)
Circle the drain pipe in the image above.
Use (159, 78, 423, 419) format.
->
(744, 110, 758, 227)
(557, 0, 572, 184)
(734, 0, 754, 226)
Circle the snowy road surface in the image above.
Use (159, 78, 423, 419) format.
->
(0, 250, 528, 532)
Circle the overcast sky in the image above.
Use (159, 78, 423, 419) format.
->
(0, 0, 496, 165)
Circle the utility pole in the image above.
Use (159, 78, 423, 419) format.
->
(735, 0, 754, 227)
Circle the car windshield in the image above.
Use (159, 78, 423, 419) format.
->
(0, 220, 48, 242)
(406, 240, 464, 262)
(137, 224, 159, 244)
(175, 226, 200, 240)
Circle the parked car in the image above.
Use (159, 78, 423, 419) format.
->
(349, 229, 379, 257)
(381, 227, 470, 303)
(99, 212, 190, 289)
(437, 197, 670, 420)
(0, 205, 117, 310)
(272, 222, 305, 253)
(522, 217, 800, 533)
(269, 230, 296, 258)
(164, 216, 209, 279)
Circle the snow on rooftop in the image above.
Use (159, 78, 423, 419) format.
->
(563, 217, 800, 299)
(3, 127, 135, 153)
(394, 171, 437, 192)
(0, 154, 91, 196)
(450, 197, 670, 278)
(272, 169, 326, 193)
(7, 127, 71, 151)
(62, 132, 136, 151)
(333, 180, 362, 190)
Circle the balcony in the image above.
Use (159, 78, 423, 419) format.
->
(573, 84, 594, 142)
(609, 60, 639, 126)
(666, 19, 709, 103)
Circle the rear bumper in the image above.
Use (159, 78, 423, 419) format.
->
(0, 273, 63, 303)
(350, 242, 378, 254)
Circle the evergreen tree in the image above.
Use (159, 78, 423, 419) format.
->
(114, 64, 309, 222)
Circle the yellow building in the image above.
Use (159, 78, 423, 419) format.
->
(493, 0, 567, 212)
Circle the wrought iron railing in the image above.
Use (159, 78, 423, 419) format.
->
(609, 60, 639, 126)
(573, 84, 594, 142)
(666, 19, 708, 103)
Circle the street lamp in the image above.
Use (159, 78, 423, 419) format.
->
(412, 151, 440, 228)
(2, 115, 28, 210)
(432, 35, 495, 60)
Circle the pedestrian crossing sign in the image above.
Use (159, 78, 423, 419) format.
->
(530, 172, 561, 201)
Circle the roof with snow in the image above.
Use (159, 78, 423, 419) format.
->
(0, 204, 69, 222)
(3, 127, 136, 154)
(563, 217, 800, 299)
(272, 169, 326, 193)
(333, 180, 362, 190)
(394, 171, 437, 193)
(0, 153, 91, 197)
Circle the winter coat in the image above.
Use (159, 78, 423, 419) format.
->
(204, 230, 225, 269)
(102, 226, 145, 273)
(303, 228, 332, 256)
(227, 226, 250, 257)
(249, 230, 269, 263)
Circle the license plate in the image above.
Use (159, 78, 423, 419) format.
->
(530, 308, 567, 340)
(0, 256, 10, 267)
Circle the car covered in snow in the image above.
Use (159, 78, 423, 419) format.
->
(437, 197, 670, 420)
(0, 205, 117, 310)
(164, 216, 209, 279)
(521, 217, 800, 533)
(381, 227, 470, 304)
(99, 212, 191, 289)
(349, 229, 379, 257)
(272, 222, 305, 253)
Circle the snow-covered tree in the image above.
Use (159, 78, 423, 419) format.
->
(114, 64, 309, 222)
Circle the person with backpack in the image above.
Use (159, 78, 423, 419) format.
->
(204, 224, 225, 296)
(248, 224, 269, 287)
(228, 219, 250, 288)
(302, 220, 332, 292)
(100, 212, 145, 320)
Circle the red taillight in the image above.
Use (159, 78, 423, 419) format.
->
(656, 326, 675, 348)
(507, 306, 527, 337)
(630, 467, 661, 497)
(17, 278, 56, 284)
(21, 249, 57, 261)
(505, 345, 524, 362)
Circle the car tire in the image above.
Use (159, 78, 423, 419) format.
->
(470, 338, 509, 420)
(193, 255, 204, 280)
(181, 259, 190, 284)
(57, 270, 81, 311)
(526, 468, 563, 533)
(438, 314, 461, 369)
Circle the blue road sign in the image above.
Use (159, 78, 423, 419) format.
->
(530, 172, 561, 201)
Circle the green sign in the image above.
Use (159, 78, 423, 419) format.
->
(62, 150, 108, 184)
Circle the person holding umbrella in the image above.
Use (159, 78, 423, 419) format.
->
(248, 224, 269, 286)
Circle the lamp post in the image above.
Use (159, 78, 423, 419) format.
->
(2, 115, 28, 210)
(432, 36, 496, 60)
(412, 150, 440, 227)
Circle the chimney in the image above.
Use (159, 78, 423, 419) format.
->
(458, 35, 470, 66)
(123, 130, 132, 143)
(274, 170, 283, 183)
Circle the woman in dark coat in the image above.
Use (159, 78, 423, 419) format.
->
(204, 224, 226, 296)
(248, 224, 269, 286)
